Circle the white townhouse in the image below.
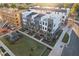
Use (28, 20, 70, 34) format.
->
(39, 8, 70, 33)
(21, 7, 70, 34)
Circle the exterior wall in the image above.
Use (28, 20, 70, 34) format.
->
(41, 19, 48, 32)
(41, 15, 49, 32)
(22, 8, 70, 33)
(40, 11, 67, 33)
(22, 11, 33, 25)
(22, 11, 38, 26)
(31, 14, 38, 23)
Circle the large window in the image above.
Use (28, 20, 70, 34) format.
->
(45, 27, 47, 30)
(42, 27, 44, 30)
(62, 16, 65, 18)
(45, 23, 47, 26)
(43, 22, 44, 25)
(16, 21, 19, 23)
(17, 24, 19, 26)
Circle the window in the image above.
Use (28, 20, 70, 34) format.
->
(17, 24, 19, 26)
(62, 16, 64, 18)
(42, 27, 44, 30)
(45, 23, 47, 26)
(43, 22, 44, 25)
(16, 21, 19, 23)
(45, 27, 47, 30)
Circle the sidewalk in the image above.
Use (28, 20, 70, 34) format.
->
(49, 30, 66, 56)
(49, 26, 72, 56)
(0, 40, 15, 56)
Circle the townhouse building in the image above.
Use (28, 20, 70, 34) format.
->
(22, 7, 70, 34)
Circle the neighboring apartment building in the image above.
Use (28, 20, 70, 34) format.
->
(22, 7, 70, 34)
(0, 8, 22, 29)
(29, 6, 59, 14)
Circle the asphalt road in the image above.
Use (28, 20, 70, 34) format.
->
(61, 30, 79, 56)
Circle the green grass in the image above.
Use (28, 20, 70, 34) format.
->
(51, 41, 57, 47)
(0, 34, 49, 56)
(41, 48, 51, 56)
(62, 33, 69, 43)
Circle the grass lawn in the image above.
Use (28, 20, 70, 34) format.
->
(0, 34, 50, 56)
(62, 33, 69, 43)
(41, 48, 51, 56)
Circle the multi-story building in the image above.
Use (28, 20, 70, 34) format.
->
(22, 7, 70, 34)
(0, 8, 22, 29)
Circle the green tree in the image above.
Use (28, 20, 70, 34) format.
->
(64, 3, 69, 8)
(70, 4, 79, 14)
(0, 4, 4, 8)
(11, 4, 16, 8)
(4, 3, 9, 8)
(18, 5, 25, 9)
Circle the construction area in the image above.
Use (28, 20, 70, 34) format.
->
(0, 8, 22, 36)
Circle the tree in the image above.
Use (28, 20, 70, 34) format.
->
(30, 48, 34, 52)
(64, 3, 69, 9)
(0, 4, 4, 8)
(4, 4, 9, 8)
(70, 4, 79, 14)
(11, 4, 16, 8)
(18, 5, 25, 9)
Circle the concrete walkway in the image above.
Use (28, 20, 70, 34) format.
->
(0, 40, 15, 56)
(49, 26, 72, 56)
(18, 30, 53, 49)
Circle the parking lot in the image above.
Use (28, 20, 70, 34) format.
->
(62, 31, 79, 56)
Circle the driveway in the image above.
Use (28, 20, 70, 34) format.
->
(62, 30, 79, 56)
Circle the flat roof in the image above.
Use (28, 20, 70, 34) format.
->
(34, 14, 44, 20)
(30, 7, 67, 13)
(26, 12, 37, 19)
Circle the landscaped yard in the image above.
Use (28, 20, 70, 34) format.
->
(0, 34, 51, 56)
(41, 48, 51, 56)
(42, 30, 63, 47)
(62, 33, 69, 43)
(51, 30, 63, 46)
